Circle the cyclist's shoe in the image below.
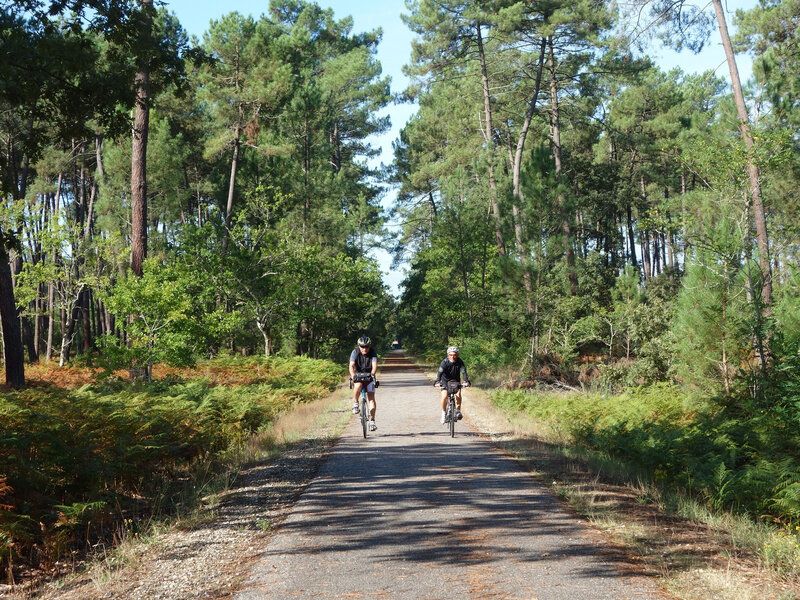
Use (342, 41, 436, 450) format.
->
(456, 409, 463, 420)
(352, 402, 360, 414)
(368, 420, 377, 431)
(440, 411, 446, 424)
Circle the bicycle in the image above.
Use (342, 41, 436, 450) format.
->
(436, 380, 468, 437)
(350, 373, 378, 438)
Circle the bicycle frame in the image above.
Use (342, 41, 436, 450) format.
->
(360, 385, 368, 438)
(445, 381, 461, 437)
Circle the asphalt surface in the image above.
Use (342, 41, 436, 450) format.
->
(234, 352, 666, 600)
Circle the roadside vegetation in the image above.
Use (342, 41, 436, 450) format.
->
(2, 0, 800, 595)
(492, 383, 800, 527)
(0, 356, 342, 584)
(466, 387, 800, 599)
(1, 0, 392, 585)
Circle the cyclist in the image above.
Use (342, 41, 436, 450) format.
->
(434, 346, 470, 424)
(349, 335, 378, 431)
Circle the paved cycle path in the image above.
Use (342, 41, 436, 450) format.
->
(234, 351, 667, 600)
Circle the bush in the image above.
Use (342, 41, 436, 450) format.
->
(0, 355, 341, 579)
(457, 334, 523, 374)
(489, 383, 800, 522)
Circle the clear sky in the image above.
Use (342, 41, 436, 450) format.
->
(162, 0, 758, 297)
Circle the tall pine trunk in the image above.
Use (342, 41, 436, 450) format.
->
(0, 259, 24, 387)
(222, 103, 243, 254)
(511, 37, 547, 316)
(547, 37, 577, 295)
(712, 0, 771, 365)
(476, 22, 505, 258)
(131, 0, 153, 277)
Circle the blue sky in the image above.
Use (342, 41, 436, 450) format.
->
(163, 0, 758, 296)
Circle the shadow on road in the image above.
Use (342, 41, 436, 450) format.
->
(266, 434, 644, 584)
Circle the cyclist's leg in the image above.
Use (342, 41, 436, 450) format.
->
(352, 381, 363, 413)
(455, 388, 462, 410)
(367, 391, 376, 420)
(439, 387, 448, 423)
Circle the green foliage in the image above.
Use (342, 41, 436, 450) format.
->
(672, 235, 752, 393)
(491, 382, 800, 524)
(0, 355, 340, 570)
(100, 259, 202, 378)
(774, 267, 800, 350)
(457, 334, 524, 376)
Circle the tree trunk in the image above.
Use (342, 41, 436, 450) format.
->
(85, 174, 97, 242)
(0, 259, 24, 388)
(476, 22, 505, 258)
(59, 300, 81, 367)
(34, 293, 41, 358)
(10, 253, 37, 364)
(712, 0, 771, 362)
(256, 320, 272, 357)
(547, 37, 577, 295)
(131, 0, 153, 277)
(456, 185, 476, 334)
(512, 38, 547, 201)
(508, 38, 545, 315)
(21, 310, 37, 364)
(222, 105, 243, 255)
(80, 287, 92, 352)
(626, 205, 638, 271)
(46, 281, 54, 361)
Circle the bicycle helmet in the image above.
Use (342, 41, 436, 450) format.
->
(357, 336, 371, 347)
(447, 346, 459, 354)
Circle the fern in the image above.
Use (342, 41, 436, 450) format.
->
(0, 355, 341, 575)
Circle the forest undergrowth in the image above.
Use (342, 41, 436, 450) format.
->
(0, 356, 342, 586)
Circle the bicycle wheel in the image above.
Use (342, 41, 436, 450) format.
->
(449, 397, 455, 437)
(361, 394, 368, 438)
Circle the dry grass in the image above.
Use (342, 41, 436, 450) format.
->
(1, 358, 314, 390)
(2, 362, 105, 389)
(229, 381, 351, 466)
(462, 385, 800, 600)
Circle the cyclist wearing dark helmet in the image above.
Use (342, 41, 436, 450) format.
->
(349, 335, 379, 431)
(434, 346, 470, 424)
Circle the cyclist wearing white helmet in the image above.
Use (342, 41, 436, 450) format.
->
(349, 335, 379, 430)
(434, 346, 470, 424)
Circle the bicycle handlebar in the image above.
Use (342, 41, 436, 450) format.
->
(434, 381, 470, 388)
(351, 374, 378, 387)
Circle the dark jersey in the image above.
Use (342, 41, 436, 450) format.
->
(349, 347, 378, 373)
(435, 357, 468, 384)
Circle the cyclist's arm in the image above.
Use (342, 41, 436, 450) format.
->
(435, 361, 445, 385)
(460, 363, 469, 383)
(349, 361, 356, 378)
(370, 357, 377, 376)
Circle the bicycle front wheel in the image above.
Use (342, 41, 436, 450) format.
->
(361, 395, 368, 438)
(449, 397, 455, 437)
